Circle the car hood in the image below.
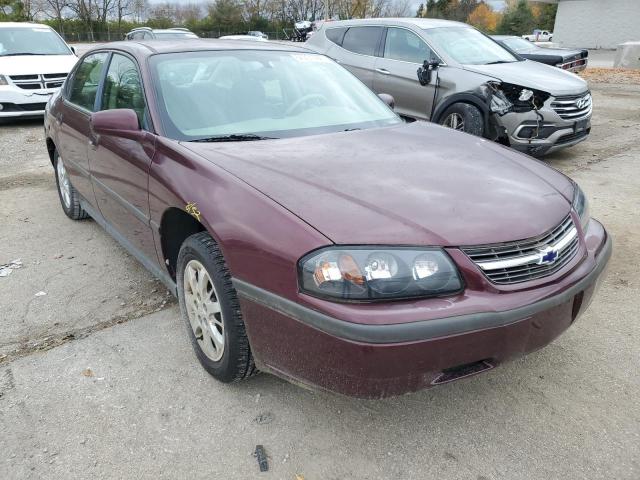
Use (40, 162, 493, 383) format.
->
(530, 47, 585, 59)
(463, 59, 588, 96)
(0, 54, 77, 75)
(183, 122, 573, 246)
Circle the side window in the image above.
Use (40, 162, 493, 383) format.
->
(132, 31, 144, 40)
(383, 28, 434, 64)
(67, 52, 108, 111)
(101, 53, 146, 125)
(341, 26, 382, 56)
(143, 32, 154, 40)
(326, 27, 347, 46)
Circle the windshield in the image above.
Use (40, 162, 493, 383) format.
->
(423, 27, 518, 65)
(151, 50, 401, 141)
(0, 27, 71, 56)
(154, 31, 198, 39)
(501, 37, 536, 53)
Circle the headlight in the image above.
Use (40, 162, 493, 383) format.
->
(573, 183, 590, 229)
(298, 247, 463, 301)
(0, 75, 8, 86)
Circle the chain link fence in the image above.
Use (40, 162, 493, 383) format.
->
(61, 29, 291, 43)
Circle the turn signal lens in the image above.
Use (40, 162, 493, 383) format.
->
(339, 254, 365, 285)
(299, 247, 463, 302)
(0, 75, 8, 86)
(313, 260, 341, 285)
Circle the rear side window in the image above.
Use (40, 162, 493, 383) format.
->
(384, 28, 435, 64)
(326, 27, 347, 46)
(101, 53, 146, 125)
(67, 52, 108, 111)
(341, 27, 382, 56)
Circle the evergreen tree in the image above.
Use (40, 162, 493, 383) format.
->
(497, 0, 536, 35)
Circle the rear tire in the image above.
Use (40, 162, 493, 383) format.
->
(439, 103, 485, 137)
(53, 150, 89, 220)
(177, 232, 257, 383)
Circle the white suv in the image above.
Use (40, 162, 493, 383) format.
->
(0, 22, 77, 119)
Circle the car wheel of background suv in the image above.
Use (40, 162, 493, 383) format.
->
(53, 150, 90, 220)
(439, 103, 484, 137)
(177, 231, 257, 383)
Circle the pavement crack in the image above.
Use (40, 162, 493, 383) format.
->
(0, 299, 176, 366)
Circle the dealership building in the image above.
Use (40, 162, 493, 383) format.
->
(540, 0, 640, 49)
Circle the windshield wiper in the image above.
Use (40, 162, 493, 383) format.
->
(191, 133, 277, 143)
(485, 60, 516, 65)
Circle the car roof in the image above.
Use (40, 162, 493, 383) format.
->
(322, 17, 468, 29)
(491, 35, 518, 40)
(152, 29, 194, 34)
(87, 39, 314, 56)
(0, 22, 52, 29)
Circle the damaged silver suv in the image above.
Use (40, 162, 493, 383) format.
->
(306, 18, 592, 156)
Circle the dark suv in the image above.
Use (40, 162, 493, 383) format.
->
(124, 27, 197, 41)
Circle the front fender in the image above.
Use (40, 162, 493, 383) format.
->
(148, 137, 331, 302)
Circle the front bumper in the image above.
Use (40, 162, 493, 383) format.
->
(236, 220, 611, 398)
(495, 95, 591, 156)
(0, 85, 56, 118)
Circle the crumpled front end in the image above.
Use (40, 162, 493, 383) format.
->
(482, 81, 592, 156)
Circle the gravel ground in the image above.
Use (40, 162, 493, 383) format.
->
(0, 81, 638, 479)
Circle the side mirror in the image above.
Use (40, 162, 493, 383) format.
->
(378, 93, 395, 110)
(90, 109, 142, 141)
(417, 59, 440, 86)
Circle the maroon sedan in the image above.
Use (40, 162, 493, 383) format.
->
(44, 40, 611, 398)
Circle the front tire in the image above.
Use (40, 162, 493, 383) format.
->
(177, 232, 257, 383)
(53, 150, 89, 220)
(439, 103, 485, 137)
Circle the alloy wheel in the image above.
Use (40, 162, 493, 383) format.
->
(183, 259, 225, 361)
(56, 158, 72, 209)
(443, 112, 466, 131)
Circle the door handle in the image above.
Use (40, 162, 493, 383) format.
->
(376, 68, 390, 75)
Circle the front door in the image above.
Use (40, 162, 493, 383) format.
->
(373, 27, 439, 121)
(88, 52, 158, 261)
(58, 52, 109, 204)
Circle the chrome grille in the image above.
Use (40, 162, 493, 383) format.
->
(551, 93, 592, 120)
(9, 73, 67, 90)
(462, 215, 580, 285)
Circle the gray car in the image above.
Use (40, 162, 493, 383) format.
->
(306, 18, 592, 156)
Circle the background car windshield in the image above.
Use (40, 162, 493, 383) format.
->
(151, 50, 400, 140)
(423, 27, 518, 65)
(502, 37, 537, 53)
(0, 27, 71, 56)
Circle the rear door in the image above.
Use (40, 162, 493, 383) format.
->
(334, 26, 383, 88)
(58, 52, 109, 205)
(88, 52, 158, 261)
(373, 27, 439, 120)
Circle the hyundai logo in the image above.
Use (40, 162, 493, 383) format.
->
(537, 247, 559, 265)
(576, 94, 591, 110)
